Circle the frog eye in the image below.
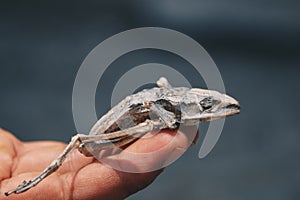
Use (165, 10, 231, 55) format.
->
(200, 97, 213, 110)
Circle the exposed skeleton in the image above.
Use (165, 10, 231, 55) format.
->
(5, 77, 240, 196)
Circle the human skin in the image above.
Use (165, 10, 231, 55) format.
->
(0, 126, 197, 200)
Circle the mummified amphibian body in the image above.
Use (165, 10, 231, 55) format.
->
(5, 77, 240, 196)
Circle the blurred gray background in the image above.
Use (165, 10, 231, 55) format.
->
(0, 0, 299, 199)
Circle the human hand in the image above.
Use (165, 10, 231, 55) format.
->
(0, 127, 197, 200)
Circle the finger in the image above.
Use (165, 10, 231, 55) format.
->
(69, 162, 163, 200)
(69, 126, 198, 200)
(0, 129, 22, 181)
(99, 125, 198, 172)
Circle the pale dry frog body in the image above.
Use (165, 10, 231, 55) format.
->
(5, 77, 240, 196)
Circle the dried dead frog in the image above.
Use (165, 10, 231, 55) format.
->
(5, 77, 240, 196)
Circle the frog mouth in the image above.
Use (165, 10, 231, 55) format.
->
(224, 104, 240, 115)
(217, 104, 240, 117)
(198, 103, 240, 121)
